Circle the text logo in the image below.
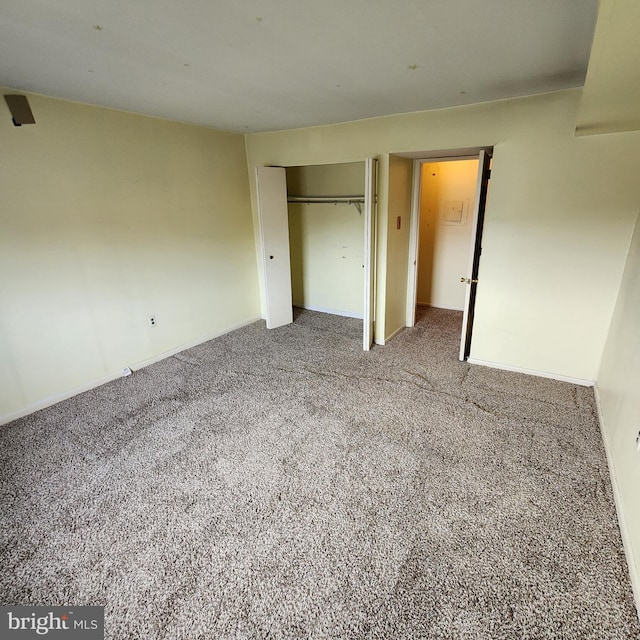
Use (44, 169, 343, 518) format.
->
(1, 607, 104, 639)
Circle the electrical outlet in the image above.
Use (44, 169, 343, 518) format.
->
(148, 316, 157, 328)
(122, 367, 132, 377)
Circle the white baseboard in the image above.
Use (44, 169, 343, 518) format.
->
(593, 387, 640, 621)
(1, 370, 127, 427)
(0, 316, 261, 426)
(128, 316, 262, 371)
(417, 301, 464, 312)
(466, 357, 594, 387)
(293, 304, 363, 320)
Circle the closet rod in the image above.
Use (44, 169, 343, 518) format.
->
(287, 195, 365, 204)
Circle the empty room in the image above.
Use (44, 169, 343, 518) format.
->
(1, 0, 640, 638)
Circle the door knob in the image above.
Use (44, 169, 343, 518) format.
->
(460, 277, 479, 284)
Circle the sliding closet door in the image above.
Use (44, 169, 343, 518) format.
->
(363, 158, 376, 350)
(256, 166, 293, 329)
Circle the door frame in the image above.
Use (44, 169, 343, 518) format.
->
(405, 148, 493, 359)
(363, 157, 377, 350)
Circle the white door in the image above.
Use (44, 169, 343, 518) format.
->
(256, 166, 293, 329)
(459, 150, 491, 360)
(363, 158, 376, 350)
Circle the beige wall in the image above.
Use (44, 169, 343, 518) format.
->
(0, 88, 260, 422)
(245, 89, 640, 381)
(417, 160, 478, 310)
(286, 163, 364, 316)
(596, 213, 640, 607)
(286, 161, 364, 196)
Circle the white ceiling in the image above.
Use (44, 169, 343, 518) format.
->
(0, 0, 598, 133)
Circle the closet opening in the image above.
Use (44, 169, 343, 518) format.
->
(256, 159, 376, 351)
(286, 162, 365, 322)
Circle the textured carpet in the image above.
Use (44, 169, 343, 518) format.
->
(1, 306, 639, 639)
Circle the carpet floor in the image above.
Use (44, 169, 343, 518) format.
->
(1, 306, 639, 639)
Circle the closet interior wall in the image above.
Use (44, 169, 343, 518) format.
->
(286, 162, 365, 318)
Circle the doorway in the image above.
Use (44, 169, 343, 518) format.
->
(416, 158, 479, 311)
(406, 149, 491, 360)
